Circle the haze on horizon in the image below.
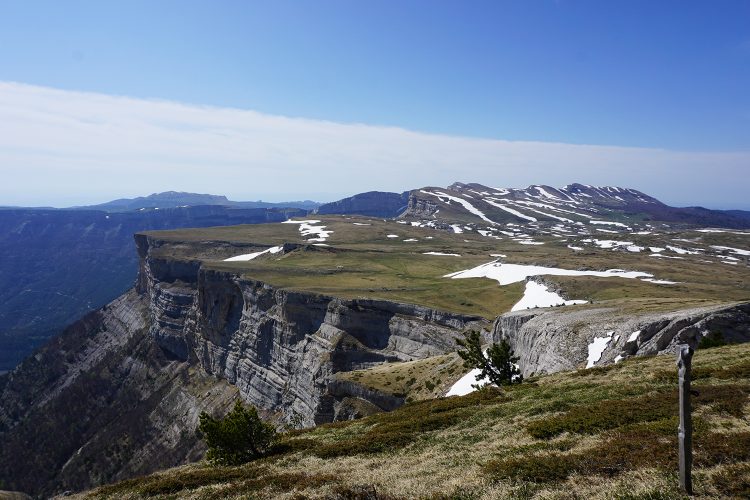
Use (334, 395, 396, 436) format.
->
(1, 1, 748, 210)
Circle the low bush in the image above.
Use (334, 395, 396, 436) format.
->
(198, 400, 278, 465)
(698, 331, 727, 349)
(485, 454, 576, 482)
(526, 391, 677, 439)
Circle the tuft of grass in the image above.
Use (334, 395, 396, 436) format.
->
(711, 463, 750, 497)
(526, 382, 750, 439)
(695, 431, 750, 466)
(312, 388, 504, 458)
(525, 391, 677, 439)
(571, 364, 618, 377)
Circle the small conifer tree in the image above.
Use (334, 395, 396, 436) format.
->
(198, 400, 278, 465)
(456, 331, 522, 388)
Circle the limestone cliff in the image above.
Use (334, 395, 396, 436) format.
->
(135, 234, 487, 426)
(0, 234, 486, 496)
(492, 302, 750, 376)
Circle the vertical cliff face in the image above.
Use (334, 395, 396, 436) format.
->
(492, 302, 750, 376)
(135, 234, 489, 426)
(0, 290, 239, 497)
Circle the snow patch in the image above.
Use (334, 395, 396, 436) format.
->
(444, 261, 653, 285)
(483, 198, 537, 222)
(711, 245, 750, 257)
(282, 219, 332, 242)
(224, 246, 283, 262)
(667, 245, 699, 255)
(423, 252, 461, 256)
(511, 281, 586, 311)
(587, 331, 615, 368)
(641, 278, 680, 285)
(590, 220, 630, 228)
(446, 368, 487, 396)
(421, 190, 497, 224)
(516, 240, 544, 245)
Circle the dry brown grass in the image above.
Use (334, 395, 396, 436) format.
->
(73, 343, 750, 500)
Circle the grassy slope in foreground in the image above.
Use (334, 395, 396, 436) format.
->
(82, 343, 750, 499)
(142, 216, 750, 319)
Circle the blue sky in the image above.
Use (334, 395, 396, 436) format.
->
(0, 1, 749, 207)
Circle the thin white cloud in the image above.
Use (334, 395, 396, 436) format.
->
(0, 81, 748, 208)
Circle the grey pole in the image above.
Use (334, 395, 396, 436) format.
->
(677, 344, 694, 495)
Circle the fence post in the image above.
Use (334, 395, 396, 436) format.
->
(677, 344, 694, 495)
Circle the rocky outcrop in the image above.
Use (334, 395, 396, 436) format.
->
(315, 191, 410, 218)
(404, 192, 440, 218)
(492, 302, 750, 376)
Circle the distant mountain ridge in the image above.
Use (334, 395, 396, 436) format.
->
(318, 182, 750, 229)
(75, 191, 321, 212)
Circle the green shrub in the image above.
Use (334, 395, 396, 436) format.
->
(698, 384, 750, 417)
(485, 454, 576, 482)
(695, 431, 750, 466)
(456, 331, 522, 387)
(198, 400, 278, 465)
(698, 331, 727, 349)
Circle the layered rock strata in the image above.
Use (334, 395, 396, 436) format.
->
(135, 234, 488, 426)
(492, 302, 750, 376)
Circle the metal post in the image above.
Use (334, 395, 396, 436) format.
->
(677, 344, 694, 495)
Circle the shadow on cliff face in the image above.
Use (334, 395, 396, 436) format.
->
(199, 279, 244, 345)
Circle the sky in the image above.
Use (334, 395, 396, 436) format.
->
(0, 0, 749, 208)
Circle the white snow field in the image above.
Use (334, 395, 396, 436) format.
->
(281, 219, 333, 242)
(423, 252, 461, 256)
(444, 261, 652, 285)
(511, 281, 587, 312)
(224, 245, 283, 262)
